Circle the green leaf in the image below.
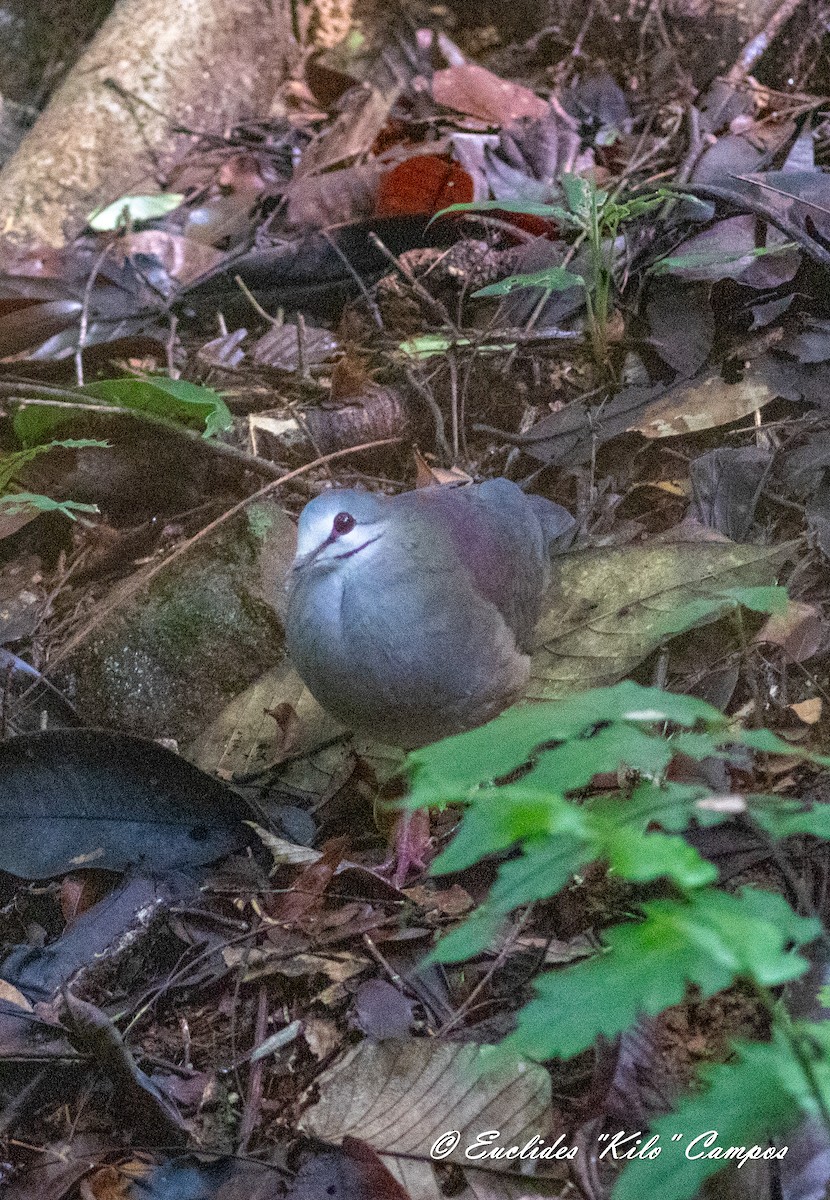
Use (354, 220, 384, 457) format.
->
(398, 334, 506, 359)
(721, 585, 789, 613)
(652, 241, 798, 276)
(610, 193, 670, 220)
(593, 780, 713, 832)
(504, 888, 816, 1061)
(739, 728, 830, 765)
(0, 493, 99, 520)
(407, 681, 725, 805)
(85, 378, 232, 438)
(523, 722, 676, 793)
(87, 193, 185, 231)
(14, 377, 232, 445)
(429, 793, 581, 873)
(613, 1030, 817, 1200)
(432, 199, 580, 225)
(604, 828, 717, 888)
(428, 904, 510, 963)
(473, 267, 585, 298)
(489, 835, 594, 910)
(653, 596, 734, 635)
(561, 172, 596, 217)
(654, 586, 788, 637)
(431, 835, 594, 963)
(750, 795, 830, 839)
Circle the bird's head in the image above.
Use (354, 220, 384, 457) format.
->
(290, 489, 388, 575)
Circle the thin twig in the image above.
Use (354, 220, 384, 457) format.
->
(437, 909, 534, 1037)
(680, 181, 830, 268)
(401, 365, 451, 460)
(368, 231, 459, 332)
(321, 229, 384, 329)
(234, 274, 284, 326)
(724, 0, 807, 85)
(238, 983, 269, 1152)
(75, 242, 114, 387)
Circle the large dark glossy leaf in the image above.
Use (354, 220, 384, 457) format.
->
(0, 730, 248, 878)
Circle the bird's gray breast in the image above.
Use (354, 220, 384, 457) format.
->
(285, 548, 529, 747)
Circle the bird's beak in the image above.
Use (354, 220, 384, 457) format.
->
(291, 533, 336, 574)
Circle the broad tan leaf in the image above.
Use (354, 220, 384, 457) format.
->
(302, 1039, 561, 1200)
(186, 661, 346, 778)
(527, 540, 790, 700)
(627, 368, 774, 438)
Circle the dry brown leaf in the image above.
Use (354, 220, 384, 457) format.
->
(432, 64, 549, 125)
(790, 697, 823, 725)
(304, 1015, 344, 1060)
(299, 84, 398, 175)
(528, 540, 789, 699)
(283, 162, 383, 229)
(120, 231, 225, 283)
(755, 599, 824, 662)
(414, 447, 473, 488)
(248, 823, 322, 866)
(186, 662, 345, 779)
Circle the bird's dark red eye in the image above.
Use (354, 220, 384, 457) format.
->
(332, 511, 355, 535)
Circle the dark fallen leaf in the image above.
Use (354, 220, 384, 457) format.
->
(2, 1135, 110, 1200)
(755, 600, 824, 663)
(494, 114, 579, 194)
(129, 1156, 285, 1199)
(749, 294, 794, 330)
(779, 433, 830, 496)
(288, 1138, 412, 1200)
(807, 486, 830, 559)
(492, 383, 665, 466)
(0, 298, 82, 359)
(0, 730, 249, 878)
(353, 979, 416, 1040)
(179, 214, 457, 322)
(565, 68, 630, 131)
(646, 279, 714, 378)
(690, 134, 765, 186)
(0, 251, 170, 361)
(779, 1117, 830, 1200)
(778, 317, 830, 364)
(690, 447, 771, 540)
(759, 351, 830, 409)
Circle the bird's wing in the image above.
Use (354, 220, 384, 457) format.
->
(401, 480, 571, 652)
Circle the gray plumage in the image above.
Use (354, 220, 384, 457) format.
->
(285, 479, 574, 748)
